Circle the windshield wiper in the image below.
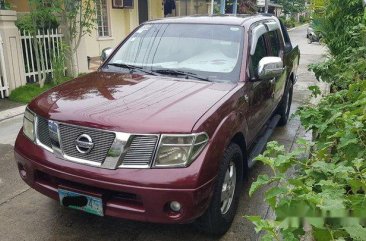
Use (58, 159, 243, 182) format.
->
(107, 63, 158, 76)
(153, 69, 211, 82)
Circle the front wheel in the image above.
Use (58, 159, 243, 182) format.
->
(277, 81, 293, 126)
(195, 143, 243, 236)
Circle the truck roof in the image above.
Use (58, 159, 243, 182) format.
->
(148, 14, 272, 26)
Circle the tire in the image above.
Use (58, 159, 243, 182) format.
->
(277, 80, 293, 126)
(195, 143, 244, 236)
(307, 38, 312, 44)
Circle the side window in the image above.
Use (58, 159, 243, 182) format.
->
(267, 31, 281, 57)
(250, 35, 268, 76)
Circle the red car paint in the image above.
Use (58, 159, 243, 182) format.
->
(14, 15, 299, 224)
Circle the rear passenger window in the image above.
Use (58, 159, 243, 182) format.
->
(251, 35, 267, 74)
(267, 31, 281, 56)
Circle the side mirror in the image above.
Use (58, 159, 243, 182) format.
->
(257, 57, 284, 80)
(101, 47, 113, 62)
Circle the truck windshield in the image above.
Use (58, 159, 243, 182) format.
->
(107, 23, 244, 82)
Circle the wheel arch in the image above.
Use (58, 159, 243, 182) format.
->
(230, 132, 249, 176)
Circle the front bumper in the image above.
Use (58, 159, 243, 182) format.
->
(14, 132, 216, 224)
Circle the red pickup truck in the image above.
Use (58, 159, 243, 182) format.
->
(15, 15, 299, 235)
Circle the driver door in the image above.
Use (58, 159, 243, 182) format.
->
(246, 34, 275, 141)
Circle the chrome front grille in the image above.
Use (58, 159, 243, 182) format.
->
(37, 116, 52, 149)
(34, 115, 159, 169)
(122, 135, 159, 166)
(58, 124, 115, 163)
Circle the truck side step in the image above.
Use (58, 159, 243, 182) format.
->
(247, 114, 281, 168)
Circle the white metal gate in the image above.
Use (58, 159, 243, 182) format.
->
(20, 29, 64, 83)
(0, 35, 9, 99)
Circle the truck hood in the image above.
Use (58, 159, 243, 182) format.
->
(30, 72, 236, 133)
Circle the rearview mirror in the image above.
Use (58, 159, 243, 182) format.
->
(101, 47, 113, 62)
(257, 57, 284, 80)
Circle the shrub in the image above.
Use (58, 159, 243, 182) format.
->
(51, 44, 68, 85)
(246, 1, 366, 240)
(299, 15, 310, 23)
(1, 1, 11, 10)
(281, 18, 296, 28)
(15, 13, 59, 32)
(313, 0, 364, 56)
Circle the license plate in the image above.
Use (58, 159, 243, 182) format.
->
(58, 189, 104, 216)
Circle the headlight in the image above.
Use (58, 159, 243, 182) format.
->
(153, 133, 209, 168)
(23, 108, 35, 142)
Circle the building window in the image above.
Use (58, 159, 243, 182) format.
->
(96, 0, 111, 37)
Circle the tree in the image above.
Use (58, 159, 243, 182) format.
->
(238, 0, 258, 14)
(273, 0, 306, 15)
(17, 0, 97, 85)
(23, 0, 59, 88)
(313, 0, 364, 56)
(57, 0, 97, 77)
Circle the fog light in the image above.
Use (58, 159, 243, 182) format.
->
(170, 201, 182, 212)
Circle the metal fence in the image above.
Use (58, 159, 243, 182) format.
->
(0, 35, 9, 99)
(20, 29, 64, 83)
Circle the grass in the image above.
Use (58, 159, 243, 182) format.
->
(9, 77, 72, 103)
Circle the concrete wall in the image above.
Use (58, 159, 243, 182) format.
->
(82, 0, 163, 58)
(7, 0, 165, 74)
(77, 0, 163, 73)
(0, 10, 26, 93)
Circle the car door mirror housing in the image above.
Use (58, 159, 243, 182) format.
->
(101, 47, 114, 62)
(257, 57, 284, 80)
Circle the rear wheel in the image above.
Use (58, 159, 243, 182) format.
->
(277, 81, 293, 126)
(195, 143, 243, 236)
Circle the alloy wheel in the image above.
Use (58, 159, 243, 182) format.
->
(220, 161, 237, 214)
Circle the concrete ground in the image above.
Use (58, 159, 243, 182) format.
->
(0, 99, 22, 112)
(0, 25, 326, 241)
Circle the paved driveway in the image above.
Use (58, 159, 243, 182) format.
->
(0, 25, 326, 241)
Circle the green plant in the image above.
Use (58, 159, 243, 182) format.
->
(309, 20, 366, 92)
(9, 82, 58, 103)
(274, 0, 306, 16)
(9, 77, 71, 103)
(51, 43, 68, 84)
(249, 48, 366, 240)
(246, 1, 366, 240)
(16, 13, 59, 32)
(280, 18, 297, 28)
(299, 15, 310, 24)
(1, 0, 11, 10)
(16, 0, 97, 81)
(312, 0, 364, 56)
(58, 0, 97, 77)
(15, 0, 62, 88)
(247, 129, 366, 241)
